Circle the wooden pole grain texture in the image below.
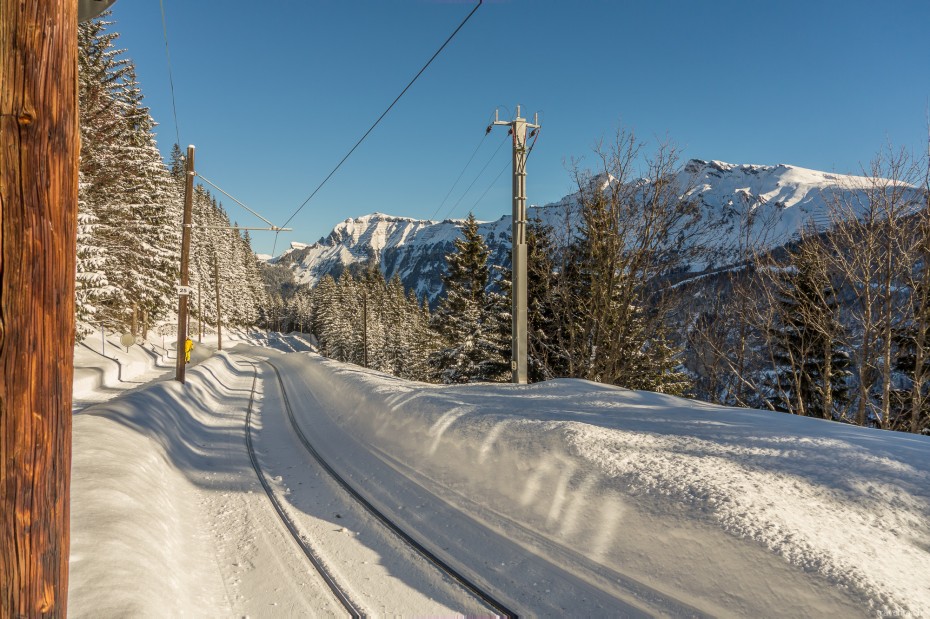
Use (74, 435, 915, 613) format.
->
(1, 0, 79, 616)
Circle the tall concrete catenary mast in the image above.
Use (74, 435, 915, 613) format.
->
(493, 105, 539, 384)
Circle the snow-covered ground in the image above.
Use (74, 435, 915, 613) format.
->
(69, 339, 930, 616)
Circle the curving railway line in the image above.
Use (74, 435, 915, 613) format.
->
(242, 357, 516, 618)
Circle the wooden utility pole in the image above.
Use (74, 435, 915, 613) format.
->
(214, 254, 222, 352)
(175, 146, 195, 382)
(493, 105, 539, 384)
(197, 280, 203, 343)
(1, 1, 78, 615)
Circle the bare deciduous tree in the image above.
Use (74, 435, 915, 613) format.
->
(548, 130, 703, 392)
(825, 147, 921, 427)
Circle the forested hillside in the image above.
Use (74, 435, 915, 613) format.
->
(76, 16, 266, 340)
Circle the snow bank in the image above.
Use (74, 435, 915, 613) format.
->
(288, 355, 930, 617)
(73, 329, 175, 398)
(68, 335, 323, 616)
(72, 328, 313, 403)
(69, 353, 248, 616)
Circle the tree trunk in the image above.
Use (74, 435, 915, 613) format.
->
(822, 336, 833, 419)
(914, 180, 930, 433)
(909, 236, 930, 433)
(1, 0, 79, 615)
(879, 227, 895, 428)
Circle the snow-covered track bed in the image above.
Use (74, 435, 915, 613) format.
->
(277, 353, 930, 617)
(264, 359, 516, 618)
(242, 360, 361, 616)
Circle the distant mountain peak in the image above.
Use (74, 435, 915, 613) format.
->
(278, 159, 895, 303)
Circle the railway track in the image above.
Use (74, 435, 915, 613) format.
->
(242, 360, 362, 616)
(243, 357, 516, 618)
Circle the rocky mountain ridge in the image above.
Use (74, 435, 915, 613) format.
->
(274, 159, 880, 303)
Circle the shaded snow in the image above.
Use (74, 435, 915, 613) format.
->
(69, 335, 484, 617)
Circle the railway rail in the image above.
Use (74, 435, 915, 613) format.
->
(242, 360, 362, 616)
(243, 356, 516, 618)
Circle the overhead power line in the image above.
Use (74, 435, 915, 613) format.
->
(158, 0, 181, 147)
(441, 133, 508, 221)
(280, 0, 484, 229)
(467, 127, 539, 214)
(469, 159, 511, 212)
(430, 113, 494, 221)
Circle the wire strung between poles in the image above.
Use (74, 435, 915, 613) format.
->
(466, 126, 540, 216)
(158, 0, 182, 148)
(430, 110, 497, 221)
(441, 133, 508, 221)
(280, 0, 484, 230)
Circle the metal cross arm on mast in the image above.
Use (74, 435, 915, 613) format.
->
(195, 172, 283, 230)
(188, 225, 293, 232)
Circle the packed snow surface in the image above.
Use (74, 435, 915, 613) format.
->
(69, 343, 930, 616)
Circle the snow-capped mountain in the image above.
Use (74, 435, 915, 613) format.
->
(274, 159, 882, 302)
(276, 213, 518, 303)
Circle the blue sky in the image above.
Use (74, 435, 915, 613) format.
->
(111, 0, 930, 256)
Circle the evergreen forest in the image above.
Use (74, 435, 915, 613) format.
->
(76, 17, 267, 341)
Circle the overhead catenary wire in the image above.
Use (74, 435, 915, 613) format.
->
(429, 111, 496, 221)
(468, 159, 510, 213)
(280, 0, 484, 230)
(158, 0, 182, 148)
(463, 125, 540, 218)
(441, 133, 509, 221)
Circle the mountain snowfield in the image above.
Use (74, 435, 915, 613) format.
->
(274, 159, 884, 302)
(69, 336, 930, 616)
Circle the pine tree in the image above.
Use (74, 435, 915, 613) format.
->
(78, 15, 131, 200)
(429, 213, 507, 383)
(78, 16, 181, 333)
(480, 265, 512, 382)
(76, 16, 127, 333)
(543, 135, 698, 394)
(526, 217, 560, 382)
(76, 16, 266, 338)
(311, 275, 339, 354)
(75, 171, 111, 337)
(552, 183, 686, 390)
(168, 143, 185, 182)
(382, 275, 410, 375)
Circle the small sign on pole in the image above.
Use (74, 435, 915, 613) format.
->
(120, 333, 135, 351)
(177, 285, 191, 296)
